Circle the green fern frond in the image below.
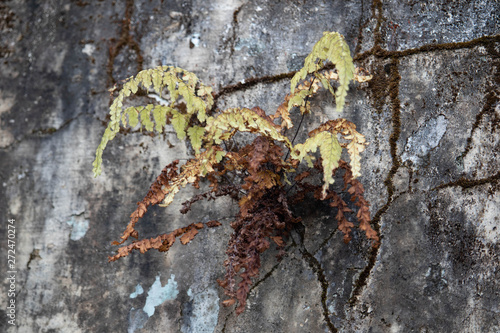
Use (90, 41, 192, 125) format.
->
(289, 31, 355, 112)
(204, 108, 293, 149)
(93, 66, 214, 177)
(309, 119, 368, 179)
(291, 131, 342, 198)
(187, 126, 205, 154)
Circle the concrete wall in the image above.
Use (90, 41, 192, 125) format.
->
(0, 0, 498, 332)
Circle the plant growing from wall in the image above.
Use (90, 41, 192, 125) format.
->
(93, 31, 378, 314)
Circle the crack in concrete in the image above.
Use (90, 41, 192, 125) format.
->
(432, 172, 500, 191)
(355, 34, 500, 62)
(313, 228, 339, 256)
(210, 70, 296, 114)
(220, 310, 232, 333)
(300, 248, 338, 332)
(294, 222, 338, 333)
(349, 57, 401, 307)
(0, 112, 91, 150)
(248, 246, 292, 293)
(106, 0, 143, 87)
(458, 42, 499, 166)
(27, 248, 41, 270)
(458, 91, 498, 165)
(228, 4, 243, 58)
(353, 0, 370, 57)
(30, 112, 89, 136)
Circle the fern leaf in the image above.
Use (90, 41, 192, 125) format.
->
(152, 70, 164, 95)
(342, 124, 367, 179)
(292, 131, 341, 198)
(152, 105, 168, 133)
(140, 104, 155, 132)
(163, 74, 179, 103)
(136, 69, 153, 90)
(205, 108, 292, 149)
(171, 111, 188, 140)
(187, 126, 205, 154)
(308, 119, 368, 179)
(287, 89, 312, 111)
(273, 96, 294, 129)
(319, 133, 342, 196)
(121, 106, 140, 128)
(93, 66, 214, 177)
(93, 81, 131, 176)
(215, 150, 226, 163)
(290, 31, 355, 112)
(314, 72, 335, 96)
(159, 148, 224, 208)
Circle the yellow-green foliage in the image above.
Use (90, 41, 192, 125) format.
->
(204, 108, 292, 147)
(291, 131, 342, 198)
(92, 66, 213, 176)
(93, 31, 369, 207)
(289, 31, 355, 113)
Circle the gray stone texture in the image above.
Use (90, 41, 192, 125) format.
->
(0, 0, 498, 332)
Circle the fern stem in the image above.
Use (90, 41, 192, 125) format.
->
(284, 113, 305, 162)
(284, 76, 317, 161)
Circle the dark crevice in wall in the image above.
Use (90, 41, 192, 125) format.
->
(353, 0, 370, 56)
(432, 172, 500, 191)
(30, 112, 89, 136)
(220, 311, 232, 333)
(249, 248, 291, 292)
(314, 228, 339, 256)
(458, 42, 499, 166)
(355, 34, 500, 62)
(27, 249, 41, 270)
(228, 4, 243, 58)
(107, 0, 143, 86)
(349, 57, 401, 307)
(295, 222, 338, 333)
(372, 0, 384, 48)
(210, 70, 296, 113)
(458, 91, 499, 165)
(0, 112, 93, 151)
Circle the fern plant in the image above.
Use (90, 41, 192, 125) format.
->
(93, 31, 378, 314)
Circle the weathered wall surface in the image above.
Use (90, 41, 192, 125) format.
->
(0, 0, 499, 332)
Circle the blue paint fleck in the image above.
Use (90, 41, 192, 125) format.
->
(128, 307, 148, 333)
(143, 274, 179, 317)
(66, 216, 89, 241)
(181, 287, 220, 333)
(130, 284, 144, 298)
(401, 115, 448, 164)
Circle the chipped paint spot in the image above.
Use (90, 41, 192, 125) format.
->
(181, 287, 220, 333)
(82, 44, 95, 56)
(66, 215, 89, 241)
(401, 115, 448, 164)
(190, 33, 201, 48)
(130, 284, 144, 298)
(128, 308, 148, 333)
(128, 275, 178, 333)
(0, 92, 15, 148)
(143, 274, 179, 317)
